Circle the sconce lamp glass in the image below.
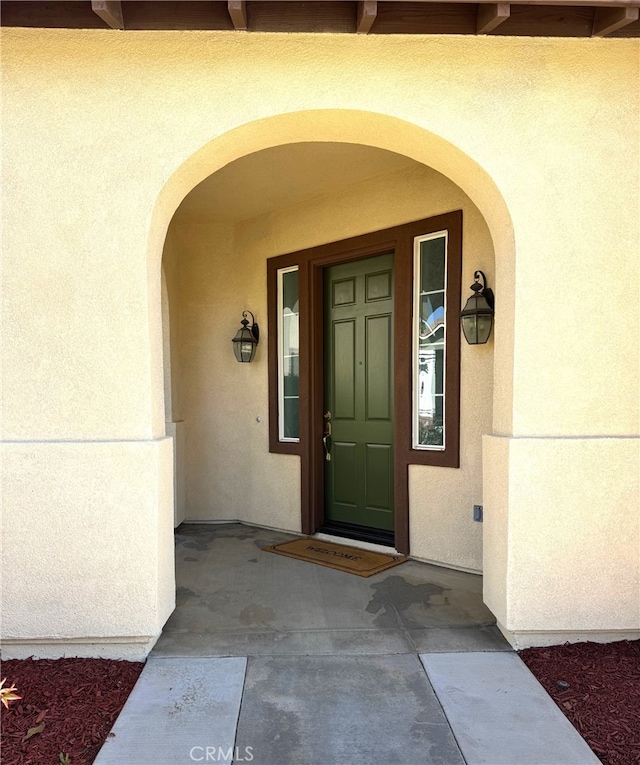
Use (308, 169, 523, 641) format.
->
(232, 310, 259, 362)
(461, 271, 495, 345)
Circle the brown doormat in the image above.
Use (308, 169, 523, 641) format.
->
(262, 537, 407, 577)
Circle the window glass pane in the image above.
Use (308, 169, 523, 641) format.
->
(283, 270, 298, 312)
(279, 268, 300, 441)
(420, 237, 446, 294)
(283, 357, 299, 396)
(417, 395, 445, 448)
(419, 346, 444, 396)
(418, 291, 445, 344)
(418, 353, 444, 447)
(414, 233, 447, 450)
(283, 398, 299, 440)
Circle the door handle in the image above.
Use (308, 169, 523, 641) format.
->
(323, 433, 331, 462)
(323, 411, 332, 462)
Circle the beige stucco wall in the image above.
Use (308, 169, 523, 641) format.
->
(2, 29, 638, 655)
(162, 230, 187, 526)
(1, 439, 175, 659)
(484, 435, 640, 647)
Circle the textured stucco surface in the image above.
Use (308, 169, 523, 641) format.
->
(484, 435, 640, 643)
(1, 439, 175, 659)
(481, 435, 510, 627)
(4, 31, 638, 444)
(2, 29, 638, 653)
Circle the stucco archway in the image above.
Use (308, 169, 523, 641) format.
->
(149, 110, 517, 636)
(146, 110, 516, 446)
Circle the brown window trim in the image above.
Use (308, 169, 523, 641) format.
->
(267, 250, 303, 455)
(267, 211, 462, 554)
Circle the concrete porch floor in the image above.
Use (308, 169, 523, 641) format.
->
(153, 523, 509, 658)
(96, 524, 599, 765)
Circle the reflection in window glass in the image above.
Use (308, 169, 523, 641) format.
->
(414, 233, 447, 449)
(278, 267, 300, 441)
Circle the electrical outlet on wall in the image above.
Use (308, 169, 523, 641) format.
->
(473, 505, 483, 522)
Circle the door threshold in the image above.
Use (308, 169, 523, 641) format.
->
(313, 531, 400, 556)
(316, 522, 397, 554)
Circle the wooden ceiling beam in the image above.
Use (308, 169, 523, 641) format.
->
(233, 0, 637, 3)
(357, 1, 378, 34)
(477, 3, 510, 33)
(228, 0, 248, 31)
(592, 5, 639, 34)
(2, 0, 639, 37)
(91, 0, 123, 30)
(379, 0, 638, 4)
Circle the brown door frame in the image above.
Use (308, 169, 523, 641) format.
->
(268, 211, 463, 556)
(305, 238, 400, 547)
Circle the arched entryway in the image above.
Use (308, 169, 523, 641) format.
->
(148, 109, 515, 618)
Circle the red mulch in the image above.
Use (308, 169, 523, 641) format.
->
(520, 640, 640, 765)
(1, 658, 143, 765)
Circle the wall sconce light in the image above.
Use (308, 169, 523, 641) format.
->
(461, 271, 495, 345)
(232, 310, 259, 363)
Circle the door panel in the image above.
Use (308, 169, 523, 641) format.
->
(333, 442, 358, 506)
(333, 278, 356, 307)
(324, 253, 394, 532)
(332, 320, 356, 419)
(365, 313, 392, 420)
(365, 443, 393, 511)
(365, 270, 393, 302)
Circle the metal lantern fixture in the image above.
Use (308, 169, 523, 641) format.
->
(232, 310, 259, 363)
(460, 271, 495, 345)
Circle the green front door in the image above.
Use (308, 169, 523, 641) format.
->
(323, 253, 394, 532)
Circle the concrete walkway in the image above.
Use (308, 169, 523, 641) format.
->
(95, 524, 598, 765)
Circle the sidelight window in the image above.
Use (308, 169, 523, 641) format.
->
(277, 266, 300, 442)
(413, 231, 448, 450)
